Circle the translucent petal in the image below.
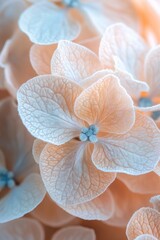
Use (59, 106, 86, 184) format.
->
(19, 2, 80, 44)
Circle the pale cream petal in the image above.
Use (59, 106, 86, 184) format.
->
(75, 74, 135, 134)
(39, 140, 116, 206)
(150, 195, 160, 212)
(51, 40, 102, 82)
(32, 139, 46, 164)
(126, 207, 160, 240)
(0, 217, 45, 240)
(52, 226, 96, 240)
(17, 75, 83, 145)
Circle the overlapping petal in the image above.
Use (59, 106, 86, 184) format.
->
(92, 113, 160, 175)
(39, 140, 116, 206)
(19, 2, 80, 44)
(31, 194, 75, 227)
(17, 75, 83, 145)
(51, 40, 102, 82)
(74, 74, 135, 134)
(117, 172, 160, 194)
(126, 207, 160, 240)
(0, 217, 45, 240)
(60, 189, 114, 220)
(150, 195, 160, 212)
(32, 139, 46, 164)
(0, 174, 46, 223)
(51, 226, 96, 240)
(99, 23, 147, 78)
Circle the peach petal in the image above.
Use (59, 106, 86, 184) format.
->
(75, 74, 135, 134)
(99, 23, 147, 78)
(30, 44, 57, 75)
(0, 30, 36, 98)
(0, 0, 26, 50)
(150, 195, 160, 212)
(17, 75, 83, 145)
(105, 180, 153, 227)
(92, 113, 160, 175)
(52, 226, 96, 240)
(39, 140, 116, 206)
(126, 207, 160, 240)
(0, 174, 46, 223)
(0, 217, 45, 240)
(31, 194, 75, 227)
(51, 40, 102, 83)
(144, 46, 160, 98)
(60, 189, 114, 220)
(32, 139, 46, 164)
(117, 172, 160, 194)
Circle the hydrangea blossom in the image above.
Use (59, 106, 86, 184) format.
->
(0, 98, 46, 223)
(17, 68, 160, 208)
(19, 0, 139, 44)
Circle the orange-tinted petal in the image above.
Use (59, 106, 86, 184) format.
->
(60, 189, 114, 220)
(126, 207, 160, 240)
(75, 74, 135, 134)
(52, 226, 96, 240)
(117, 172, 160, 194)
(30, 44, 57, 75)
(39, 140, 116, 206)
(51, 40, 102, 83)
(31, 194, 75, 227)
(92, 113, 160, 175)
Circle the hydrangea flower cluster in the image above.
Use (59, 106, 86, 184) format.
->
(0, 0, 160, 239)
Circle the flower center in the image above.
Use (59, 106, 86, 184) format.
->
(138, 97, 160, 120)
(79, 125, 99, 143)
(0, 168, 15, 189)
(63, 0, 80, 7)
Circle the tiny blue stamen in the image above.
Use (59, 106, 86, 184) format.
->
(63, 0, 80, 7)
(0, 168, 15, 189)
(79, 125, 99, 143)
(138, 97, 153, 108)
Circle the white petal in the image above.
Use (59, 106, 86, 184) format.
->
(19, 2, 80, 44)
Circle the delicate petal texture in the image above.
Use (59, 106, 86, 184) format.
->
(0, 149, 5, 168)
(31, 194, 75, 227)
(0, 217, 45, 240)
(60, 189, 114, 220)
(0, 0, 26, 50)
(113, 57, 149, 98)
(52, 226, 96, 240)
(144, 46, 160, 97)
(32, 139, 46, 164)
(51, 40, 102, 82)
(150, 195, 160, 212)
(0, 30, 36, 98)
(106, 180, 153, 227)
(17, 75, 82, 145)
(117, 172, 160, 194)
(81, 0, 138, 34)
(30, 44, 57, 75)
(92, 113, 160, 175)
(126, 208, 160, 240)
(75, 74, 135, 134)
(19, 2, 80, 44)
(0, 174, 46, 223)
(99, 23, 147, 77)
(40, 141, 116, 206)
